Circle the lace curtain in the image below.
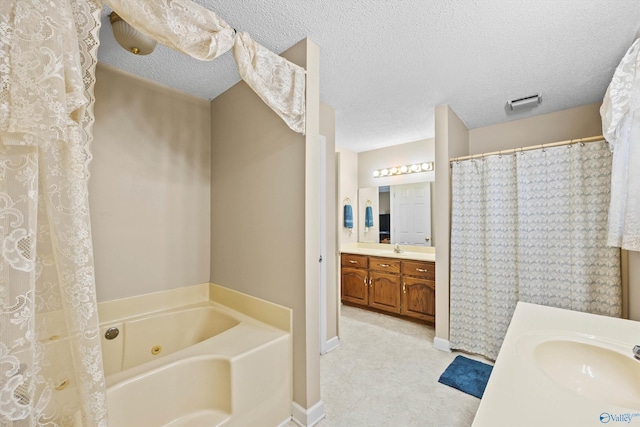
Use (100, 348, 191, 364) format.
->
(601, 38, 640, 251)
(449, 141, 621, 359)
(1, 0, 107, 425)
(105, 0, 307, 134)
(2, 0, 306, 424)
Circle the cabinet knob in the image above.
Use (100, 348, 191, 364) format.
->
(416, 268, 428, 273)
(379, 263, 390, 268)
(349, 260, 358, 264)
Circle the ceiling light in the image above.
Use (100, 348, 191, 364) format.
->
(110, 12, 157, 55)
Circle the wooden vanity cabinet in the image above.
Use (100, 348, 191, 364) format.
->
(401, 260, 436, 323)
(340, 254, 369, 306)
(368, 257, 401, 313)
(369, 271, 401, 313)
(340, 253, 435, 324)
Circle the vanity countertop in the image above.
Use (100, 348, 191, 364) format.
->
(472, 302, 640, 427)
(340, 243, 435, 262)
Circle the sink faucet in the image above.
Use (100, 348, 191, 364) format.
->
(394, 244, 402, 253)
(634, 345, 640, 361)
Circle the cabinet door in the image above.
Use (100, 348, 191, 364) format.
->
(369, 271, 401, 314)
(341, 267, 369, 306)
(401, 276, 435, 322)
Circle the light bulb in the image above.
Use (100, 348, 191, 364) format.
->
(373, 170, 380, 177)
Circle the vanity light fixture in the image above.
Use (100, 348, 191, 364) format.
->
(109, 12, 157, 55)
(373, 162, 434, 178)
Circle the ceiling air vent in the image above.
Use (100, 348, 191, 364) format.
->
(507, 93, 542, 111)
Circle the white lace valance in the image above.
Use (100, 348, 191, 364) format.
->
(601, 38, 640, 251)
(105, 0, 306, 134)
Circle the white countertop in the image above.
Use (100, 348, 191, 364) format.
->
(472, 302, 640, 427)
(340, 243, 435, 262)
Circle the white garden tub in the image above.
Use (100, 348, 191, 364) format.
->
(107, 356, 232, 426)
(101, 305, 241, 375)
(99, 287, 292, 427)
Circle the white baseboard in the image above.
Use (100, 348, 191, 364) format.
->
(433, 337, 451, 352)
(277, 417, 293, 427)
(292, 400, 326, 427)
(321, 336, 340, 354)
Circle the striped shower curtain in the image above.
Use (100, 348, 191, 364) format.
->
(449, 140, 621, 360)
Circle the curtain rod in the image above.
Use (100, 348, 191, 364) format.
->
(449, 135, 605, 163)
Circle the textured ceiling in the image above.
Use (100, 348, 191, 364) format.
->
(98, 1, 640, 152)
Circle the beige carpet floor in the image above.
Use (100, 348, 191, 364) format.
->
(287, 305, 485, 427)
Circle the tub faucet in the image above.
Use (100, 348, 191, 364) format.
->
(394, 244, 402, 254)
(634, 345, 640, 361)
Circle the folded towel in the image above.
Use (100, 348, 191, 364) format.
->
(344, 204, 353, 229)
(365, 206, 374, 228)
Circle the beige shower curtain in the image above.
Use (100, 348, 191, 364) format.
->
(449, 141, 622, 359)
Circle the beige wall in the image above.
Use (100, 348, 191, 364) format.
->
(468, 103, 603, 154)
(434, 106, 469, 344)
(320, 102, 338, 343)
(210, 39, 321, 412)
(302, 39, 322, 413)
(358, 138, 435, 189)
(336, 147, 359, 246)
(91, 64, 211, 302)
(630, 252, 640, 320)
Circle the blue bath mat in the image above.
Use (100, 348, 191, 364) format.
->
(438, 355, 493, 399)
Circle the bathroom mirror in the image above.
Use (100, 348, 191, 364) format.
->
(358, 182, 432, 246)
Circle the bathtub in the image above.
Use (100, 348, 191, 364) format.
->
(107, 356, 232, 426)
(99, 290, 292, 427)
(101, 305, 241, 376)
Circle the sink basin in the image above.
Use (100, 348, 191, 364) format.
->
(532, 339, 640, 409)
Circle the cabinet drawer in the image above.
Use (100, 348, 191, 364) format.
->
(369, 257, 401, 274)
(341, 253, 368, 269)
(402, 260, 435, 280)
